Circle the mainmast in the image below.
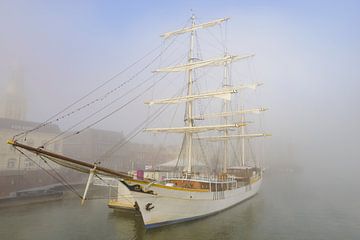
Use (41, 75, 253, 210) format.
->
(186, 15, 196, 174)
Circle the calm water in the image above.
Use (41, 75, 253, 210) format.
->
(0, 171, 359, 240)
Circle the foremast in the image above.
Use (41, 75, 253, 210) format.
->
(185, 15, 196, 174)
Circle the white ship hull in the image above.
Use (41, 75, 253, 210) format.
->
(127, 177, 262, 228)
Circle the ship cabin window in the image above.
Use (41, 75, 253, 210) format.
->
(7, 158, 16, 169)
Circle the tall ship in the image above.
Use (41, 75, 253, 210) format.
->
(7, 15, 270, 228)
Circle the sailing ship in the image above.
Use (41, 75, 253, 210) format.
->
(7, 15, 270, 228)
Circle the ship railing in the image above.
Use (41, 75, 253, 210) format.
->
(164, 175, 238, 184)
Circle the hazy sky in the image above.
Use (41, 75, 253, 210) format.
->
(0, 0, 359, 172)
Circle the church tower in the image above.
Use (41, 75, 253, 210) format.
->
(0, 69, 27, 120)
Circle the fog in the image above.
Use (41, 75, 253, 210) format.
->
(0, 0, 359, 182)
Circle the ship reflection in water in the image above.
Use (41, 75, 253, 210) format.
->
(1, 172, 358, 240)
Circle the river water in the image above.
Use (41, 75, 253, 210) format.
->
(0, 171, 359, 240)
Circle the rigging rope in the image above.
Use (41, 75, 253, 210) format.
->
(14, 17, 193, 141)
(97, 82, 188, 164)
(97, 103, 168, 163)
(39, 155, 84, 197)
(13, 40, 175, 140)
(149, 86, 184, 170)
(229, 140, 241, 166)
(43, 71, 172, 146)
(15, 148, 83, 199)
(42, 45, 188, 147)
(195, 134, 212, 172)
(42, 73, 160, 146)
(174, 135, 186, 172)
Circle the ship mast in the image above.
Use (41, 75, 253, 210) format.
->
(223, 62, 229, 173)
(241, 111, 245, 166)
(186, 15, 196, 174)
